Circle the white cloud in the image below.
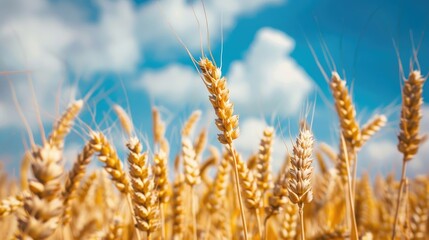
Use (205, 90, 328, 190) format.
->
(0, 0, 284, 129)
(137, 64, 207, 106)
(136, 0, 283, 58)
(228, 27, 313, 117)
(138, 27, 312, 118)
(0, 0, 138, 129)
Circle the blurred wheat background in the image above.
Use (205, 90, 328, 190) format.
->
(0, 0, 428, 239)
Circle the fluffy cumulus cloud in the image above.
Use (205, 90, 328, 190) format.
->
(137, 64, 207, 105)
(139, 27, 313, 117)
(0, 0, 284, 128)
(228, 27, 313, 117)
(137, 0, 283, 57)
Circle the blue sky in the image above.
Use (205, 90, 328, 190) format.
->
(0, 0, 428, 178)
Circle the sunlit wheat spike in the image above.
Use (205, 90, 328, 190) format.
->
(330, 72, 361, 148)
(266, 168, 289, 216)
(182, 137, 200, 186)
(207, 153, 230, 213)
(194, 128, 207, 158)
(152, 107, 166, 148)
(398, 70, 425, 161)
(0, 193, 24, 217)
(198, 57, 239, 145)
(182, 110, 201, 137)
(228, 150, 262, 210)
(77, 171, 97, 202)
(127, 137, 159, 234)
(103, 216, 123, 240)
(288, 129, 314, 205)
(256, 127, 274, 194)
(48, 99, 84, 149)
(62, 141, 94, 223)
(172, 174, 185, 237)
(280, 203, 298, 239)
(17, 145, 64, 239)
(113, 104, 134, 137)
(89, 131, 129, 193)
(153, 150, 170, 203)
(360, 114, 387, 147)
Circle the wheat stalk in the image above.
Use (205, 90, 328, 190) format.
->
(393, 70, 426, 239)
(197, 57, 247, 239)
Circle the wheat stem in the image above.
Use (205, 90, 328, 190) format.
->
(191, 186, 198, 240)
(126, 193, 142, 240)
(340, 136, 359, 240)
(228, 143, 248, 240)
(255, 208, 262, 239)
(299, 203, 305, 240)
(392, 160, 408, 239)
(160, 203, 165, 240)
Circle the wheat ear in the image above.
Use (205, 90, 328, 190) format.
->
(152, 107, 166, 149)
(113, 104, 134, 137)
(182, 110, 202, 137)
(153, 150, 170, 203)
(288, 129, 314, 240)
(182, 137, 200, 240)
(17, 145, 64, 239)
(264, 167, 289, 240)
(194, 128, 207, 158)
(172, 174, 185, 239)
(229, 149, 263, 237)
(77, 171, 97, 202)
(62, 141, 94, 223)
(89, 131, 129, 193)
(330, 72, 361, 148)
(393, 70, 426, 239)
(198, 57, 247, 239)
(48, 99, 83, 149)
(127, 137, 159, 238)
(153, 150, 169, 240)
(207, 152, 230, 214)
(0, 194, 24, 217)
(256, 127, 274, 195)
(360, 114, 387, 146)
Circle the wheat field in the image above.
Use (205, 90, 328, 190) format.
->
(0, 47, 427, 240)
